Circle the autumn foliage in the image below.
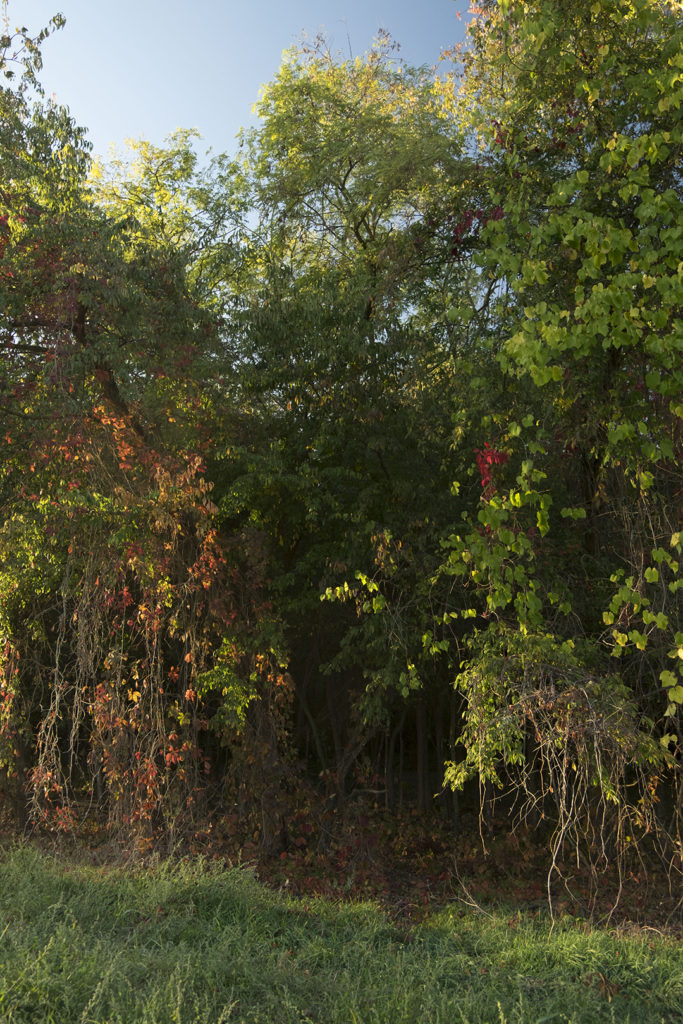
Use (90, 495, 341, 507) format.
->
(0, 1, 681, 914)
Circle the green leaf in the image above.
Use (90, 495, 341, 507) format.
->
(561, 506, 587, 520)
(628, 629, 648, 651)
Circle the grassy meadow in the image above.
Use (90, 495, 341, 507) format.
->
(0, 844, 681, 1024)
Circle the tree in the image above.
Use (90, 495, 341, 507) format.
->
(0, 16, 285, 841)
(202, 35, 491, 806)
(433, 0, 682, 873)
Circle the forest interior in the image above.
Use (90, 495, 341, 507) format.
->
(0, 0, 682, 940)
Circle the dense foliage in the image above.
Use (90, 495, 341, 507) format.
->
(0, 0, 681, 898)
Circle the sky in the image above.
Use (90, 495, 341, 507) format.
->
(6, 0, 473, 161)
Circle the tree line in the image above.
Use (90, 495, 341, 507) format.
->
(0, 0, 681, 883)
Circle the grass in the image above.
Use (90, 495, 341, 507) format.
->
(0, 843, 681, 1024)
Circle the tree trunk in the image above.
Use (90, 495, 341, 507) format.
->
(416, 698, 430, 813)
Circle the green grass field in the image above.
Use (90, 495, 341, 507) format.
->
(0, 844, 681, 1024)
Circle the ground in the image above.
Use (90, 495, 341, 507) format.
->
(11, 798, 677, 935)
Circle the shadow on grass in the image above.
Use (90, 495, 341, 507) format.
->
(1, 842, 682, 1024)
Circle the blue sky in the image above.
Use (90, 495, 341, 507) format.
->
(9, 0, 472, 159)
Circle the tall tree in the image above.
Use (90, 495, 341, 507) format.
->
(206, 36, 487, 800)
(0, 18, 283, 839)
(433, 0, 682, 869)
